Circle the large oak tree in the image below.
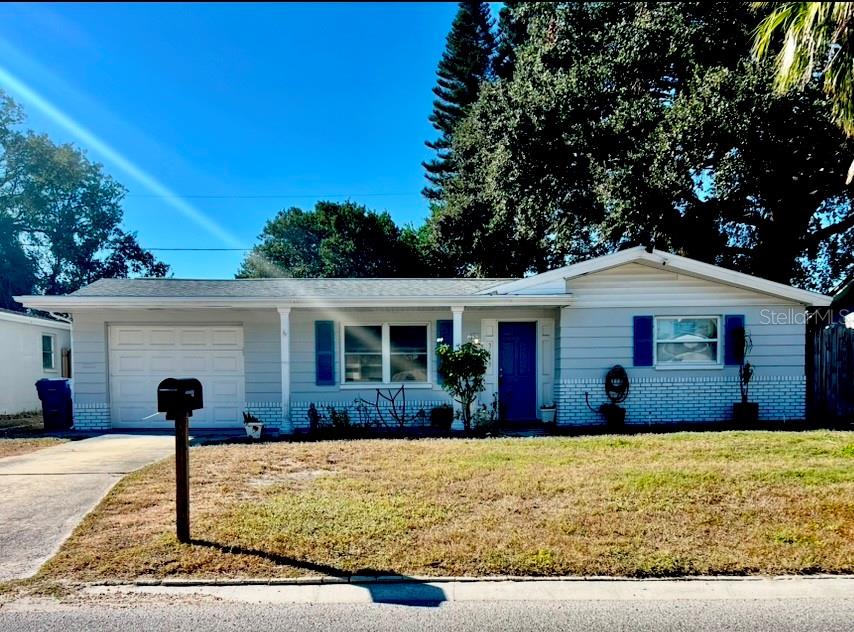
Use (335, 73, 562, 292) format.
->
(430, 2, 854, 290)
(0, 92, 167, 310)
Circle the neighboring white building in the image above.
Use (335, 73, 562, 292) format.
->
(0, 309, 71, 415)
(16, 247, 831, 432)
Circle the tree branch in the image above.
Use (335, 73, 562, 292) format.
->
(804, 213, 854, 245)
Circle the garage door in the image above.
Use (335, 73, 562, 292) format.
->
(109, 325, 245, 428)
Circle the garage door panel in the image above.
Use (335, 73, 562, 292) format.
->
(113, 353, 147, 373)
(149, 329, 177, 346)
(211, 329, 242, 347)
(178, 329, 208, 346)
(113, 377, 154, 400)
(109, 325, 245, 429)
(113, 328, 146, 347)
(149, 354, 176, 372)
(178, 354, 209, 373)
(115, 405, 160, 424)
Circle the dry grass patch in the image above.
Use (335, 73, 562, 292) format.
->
(0, 413, 67, 457)
(0, 438, 65, 458)
(36, 431, 854, 581)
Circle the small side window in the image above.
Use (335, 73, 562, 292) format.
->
(42, 334, 55, 370)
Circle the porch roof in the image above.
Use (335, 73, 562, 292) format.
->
(68, 277, 515, 298)
(14, 277, 573, 310)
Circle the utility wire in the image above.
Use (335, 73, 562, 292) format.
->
(126, 192, 418, 199)
(144, 247, 252, 251)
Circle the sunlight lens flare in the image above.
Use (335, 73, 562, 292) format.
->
(0, 63, 241, 249)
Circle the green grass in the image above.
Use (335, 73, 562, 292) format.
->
(30, 431, 854, 582)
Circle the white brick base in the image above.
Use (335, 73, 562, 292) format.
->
(72, 403, 111, 431)
(290, 399, 450, 432)
(244, 402, 284, 430)
(556, 375, 806, 426)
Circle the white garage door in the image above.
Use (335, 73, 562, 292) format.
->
(109, 325, 245, 428)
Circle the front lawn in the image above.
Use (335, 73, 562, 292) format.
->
(0, 413, 67, 457)
(0, 437, 65, 459)
(37, 431, 854, 580)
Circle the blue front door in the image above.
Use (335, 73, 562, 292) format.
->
(498, 322, 537, 422)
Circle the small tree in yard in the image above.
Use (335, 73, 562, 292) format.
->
(436, 340, 490, 432)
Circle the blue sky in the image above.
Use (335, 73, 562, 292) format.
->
(0, 2, 471, 278)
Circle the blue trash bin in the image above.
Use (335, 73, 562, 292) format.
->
(35, 378, 73, 431)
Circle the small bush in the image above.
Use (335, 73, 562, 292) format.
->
(430, 405, 454, 432)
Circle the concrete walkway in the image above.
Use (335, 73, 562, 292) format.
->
(0, 434, 173, 581)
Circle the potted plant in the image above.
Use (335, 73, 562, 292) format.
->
(540, 402, 557, 424)
(242, 412, 264, 439)
(733, 329, 759, 423)
(429, 404, 454, 432)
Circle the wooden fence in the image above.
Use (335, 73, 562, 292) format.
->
(806, 324, 854, 421)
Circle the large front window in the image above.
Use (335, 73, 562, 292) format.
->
(654, 317, 720, 366)
(343, 323, 429, 384)
(344, 325, 383, 383)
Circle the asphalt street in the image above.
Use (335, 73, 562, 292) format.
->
(1, 597, 852, 631)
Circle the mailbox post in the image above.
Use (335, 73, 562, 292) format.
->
(157, 378, 203, 544)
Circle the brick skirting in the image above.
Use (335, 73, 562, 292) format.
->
(556, 375, 806, 425)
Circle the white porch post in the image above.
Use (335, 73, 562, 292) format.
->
(451, 306, 464, 348)
(450, 306, 465, 422)
(277, 307, 291, 434)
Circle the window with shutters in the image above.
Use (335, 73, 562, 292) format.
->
(342, 323, 430, 385)
(654, 316, 721, 367)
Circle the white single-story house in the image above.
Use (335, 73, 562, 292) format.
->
(15, 247, 831, 432)
(0, 308, 71, 415)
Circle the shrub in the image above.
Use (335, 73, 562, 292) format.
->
(430, 405, 454, 432)
(436, 340, 490, 432)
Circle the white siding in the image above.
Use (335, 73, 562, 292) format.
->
(566, 262, 798, 307)
(559, 305, 806, 379)
(0, 316, 70, 414)
(556, 262, 807, 380)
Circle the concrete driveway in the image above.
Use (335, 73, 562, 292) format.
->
(0, 434, 173, 581)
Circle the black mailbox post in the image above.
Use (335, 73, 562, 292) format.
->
(157, 378, 203, 543)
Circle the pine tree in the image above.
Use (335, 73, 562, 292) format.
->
(493, 1, 528, 80)
(423, 1, 495, 200)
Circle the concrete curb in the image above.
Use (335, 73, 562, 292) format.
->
(112, 573, 854, 588)
(83, 576, 854, 605)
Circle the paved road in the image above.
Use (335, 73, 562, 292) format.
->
(1, 598, 852, 631)
(2, 578, 847, 631)
(0, 434, 172, 581)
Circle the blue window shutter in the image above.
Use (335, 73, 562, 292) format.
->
(724, 315, 746, 366)
(436, 319, 453, 383)
(633, 316, 654, 367)
(315, 321, 335, 386)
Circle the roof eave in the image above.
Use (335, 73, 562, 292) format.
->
(14, 294, 575, 310)
(483, 247, 833, 307)
(0, 310, 72, 329)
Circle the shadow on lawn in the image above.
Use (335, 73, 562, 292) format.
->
(189, 538, 448, 607)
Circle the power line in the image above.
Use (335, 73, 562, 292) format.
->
(144, 247, 252, 251)
(126, 192, 419, 199)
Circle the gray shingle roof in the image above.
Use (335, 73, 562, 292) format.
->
(70, 277, 515, 298)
